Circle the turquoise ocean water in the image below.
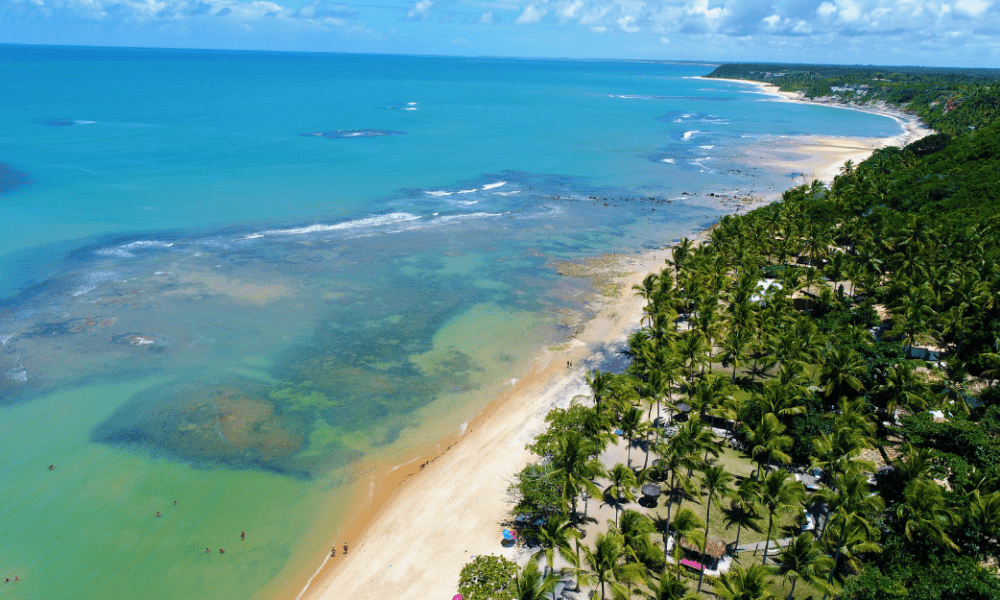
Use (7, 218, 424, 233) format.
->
(0, 47, 899, 600)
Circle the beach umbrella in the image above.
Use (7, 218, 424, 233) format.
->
(502, 528, 517, 541)
(453, 595, 464, 600)
(641, 483, 662, 497)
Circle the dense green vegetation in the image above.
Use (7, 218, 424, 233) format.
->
(706, 63, 1000, 135)
(461, 70, 1000, 599)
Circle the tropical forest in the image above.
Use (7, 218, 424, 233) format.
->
(455, 64, 1000, 600)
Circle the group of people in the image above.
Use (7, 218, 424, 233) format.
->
(330, 542, 348, 557)
(207, 531, 247, 555)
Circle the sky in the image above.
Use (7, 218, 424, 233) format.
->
(2, 0, 999, 66)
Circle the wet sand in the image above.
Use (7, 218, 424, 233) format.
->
(285, 84, 934, 600)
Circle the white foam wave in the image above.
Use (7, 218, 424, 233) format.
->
(494, 190, 520, 196)
(251, 212, 421, 238)
(481, 181, 506, 190)
(0, 334, 12, 346)
(121, 240, 174, 250)
(700, 145, 715, 150)
(402, 107, 417, 111)
(426, 190, 453, 197)
(452, 200, 479, 205)
(74, 120, 96, 125)
(456, 189, 478, 194)
(661, 158, 676, 164)
(96, 248, 134, 258)
(71, 286, 98, 297)
(682, 131, 699, 141)
(432, 212, 502, 223)
(407, 102, 418, 106)
(8, 371, 28, 382)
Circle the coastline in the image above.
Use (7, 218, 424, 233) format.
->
(700, 76, 934, 186)
(285, 84, 935, 600)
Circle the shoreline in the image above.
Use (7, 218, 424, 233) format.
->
(285, 84, 935, 599)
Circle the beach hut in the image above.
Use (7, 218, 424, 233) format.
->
(678, 537, 729, 573)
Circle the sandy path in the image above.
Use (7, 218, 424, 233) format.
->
(291, 80, 933, 600)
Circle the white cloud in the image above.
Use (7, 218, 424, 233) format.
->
(762, 13, 780, 27)
(477, 8, 495, 23)
(513, 3, 545, 24)
(406, 0, 432, 20)
(817, 2, 838, 17)
(954, 0, 992, 17)
(659, 35, 669, 43)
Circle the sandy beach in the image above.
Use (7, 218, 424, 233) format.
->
(703, 76, 933, 186)
(287, 84, 934, 600)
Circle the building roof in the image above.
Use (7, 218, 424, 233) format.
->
(680, 537, 727, 559)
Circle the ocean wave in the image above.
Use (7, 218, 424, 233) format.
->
(494, 190, 520, 196)
(301, 129, 406, 139)
(700, 145, 715, 150)
(426, 190, 453, 197)
(661, 158, 676, 164)
(452, 200, 479, 206)
(249, 212, 421, 238)
(456, 189, 478, 194)
(431, 212, 503, 223)
(121, 240, 175, 250)
(682, 131, 700, 141)
(481, 181, 506, 190)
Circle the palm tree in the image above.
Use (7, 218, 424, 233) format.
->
(771, 533, 835, 600)
(616, 509, 661, 567)
(747, 413, 793, 479)
(603, 463, 637, 528)
(815, 470, 883, 590)
(581, 532, 646, 600)
(531, 514, 579, 584)
(587, 369, 615, 412)
(550, 431, 603, 523)
(669, 507, 705, 580)
(714, 563, 778, 600)
(758, 470, 806, 565)
(510, 561, 559, 600)
(726, 477, 762, 550)
(619, 407, 644, 468)
(896, 479, 961, 551)
(697, 465, 735, 592)
(645, 573, 700, 600)
(820, 346, 867, 400)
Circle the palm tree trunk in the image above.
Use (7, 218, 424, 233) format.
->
(788, 578, 797, 600)
(762, 512, 774, 564)
(699, 496, 713, 592)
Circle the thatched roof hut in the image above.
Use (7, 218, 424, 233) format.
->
(680, 537, 727, 559)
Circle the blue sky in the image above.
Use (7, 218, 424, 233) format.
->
(2, 0, 998, 66)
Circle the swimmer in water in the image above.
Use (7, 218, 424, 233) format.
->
(156, 512, 161, 518)
(241, 531, 245, 541)
(49, 464, 55, 470)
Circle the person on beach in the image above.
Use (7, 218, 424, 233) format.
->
(343, 542, 348, 554)
(330, 547, 336, 557)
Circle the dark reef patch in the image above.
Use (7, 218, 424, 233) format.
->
(91, 377, 322, 477)
(41, 119, 76, 126)
(0, 163, 31, 194)
(301, 129, 406, 139)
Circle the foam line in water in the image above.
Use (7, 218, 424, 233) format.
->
(481, 181, 506, 190)
(249, 212, 421, 238)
